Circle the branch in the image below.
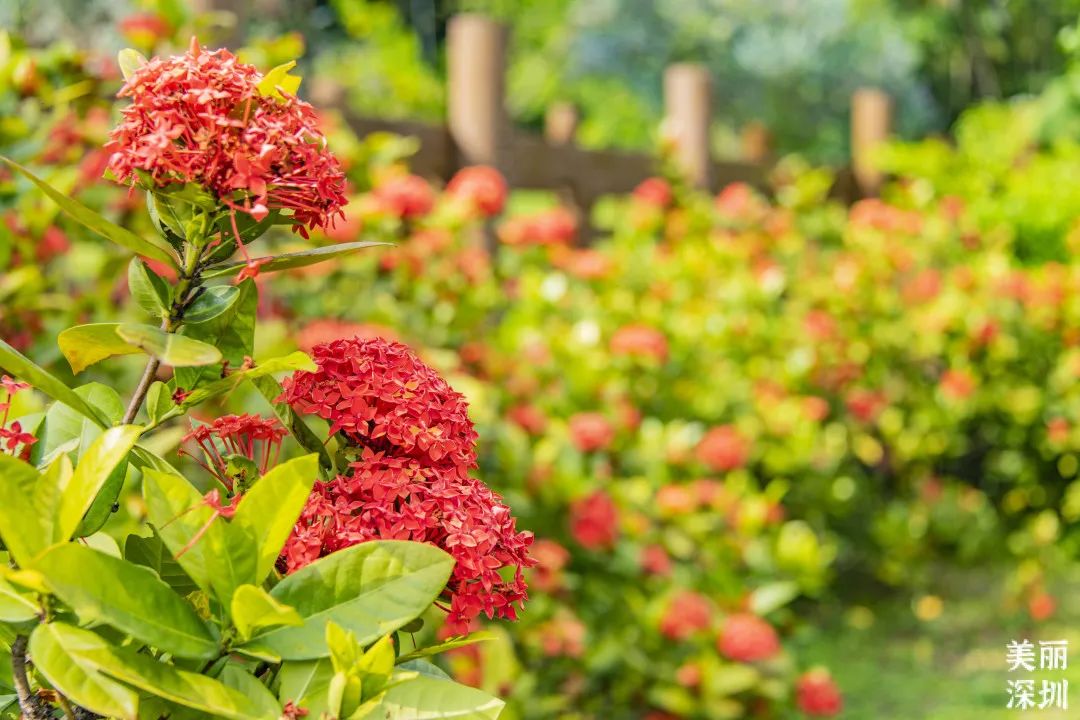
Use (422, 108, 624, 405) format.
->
(11, 635, 49, 720)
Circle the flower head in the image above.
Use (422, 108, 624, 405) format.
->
(795, 669, 843, 716)
(696, 425, 749, 472)
(659, 590, 712, 640)
(610, 324, 668, 362)
(279, 337, 534, 631)
(568, 412, 615, 453)
(569, 490, 619, 550)
(717, 613, 780, 663)
(179, 414, 285, 491)
(447, 166, 507, 217)
(106, 39, 347, 235)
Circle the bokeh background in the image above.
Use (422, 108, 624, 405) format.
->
(4, 1, 1080, 718)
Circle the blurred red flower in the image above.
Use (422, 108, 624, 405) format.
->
(717, 613, 780, 662)
(374, 174, 435, 220)
(447, 166, 508, 217)
(632, 177, 673, 208)
(569, 491, 619, 550)
(569, 412, 615, 453)
(696, 425, 749, 472)
(659, 591, 712, 640)
(795, 669, 843, 716)
(610, 324, 668, 362)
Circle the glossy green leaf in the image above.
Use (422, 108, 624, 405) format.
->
(32, 383, 122, 467)
(233, 454, 318, 581)
(39, 622, 273, 720)
(178, 351, 315, 409)
(123, 531, 199, 595)
(748, 581, 801, 616)
(1, 157, 175, 266)
(0, 338, 110, 428)
(184, 286, 240, 324)
(231, 585, 302, 641)
(129, 258, 172, 318)
(116, 323, 223, 368)
(278, 659, 332, 716)
(34, 544, 218, 659)
(30, 623, 139, 720)
(145, 381, 174, 425)
(142, 469, 257, 606)
(252, 375, 333, 474)
(58, 324, 143, 374)
(174, 279, 256, 392)
(219, 665, 281, 719)
(245, 541, 453, 660)
(395, 633, 495, 664)
(201, 242, 390, 280)
(0, 575, 40, 623)
(55, 425, 141, 543)
(0, 455, 49, 565)
(373, 674, 505, 719)
(117, 48, 147, 80)
(33, 455, 73, 544)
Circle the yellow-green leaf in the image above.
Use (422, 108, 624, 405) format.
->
(257, 60, 302, 99)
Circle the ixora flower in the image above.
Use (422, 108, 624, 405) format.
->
(795, 669, 844, 717)
(106, 38, 346, 236)
(0, 375, 36, 459)
(279, 337, 534, 631)
(717, 613, 781, 663)
(446, 166, 508, 217)
(179, 413, 286, 491)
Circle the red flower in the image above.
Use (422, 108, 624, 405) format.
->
(447, 166, 507, 217)
(106, 38, 347, 235)
(632, 177, 673, 208)
(569, 491, 619, 550)
(499, 207, 577, 246)
(656, 484, 698, 516)
(845, 389, 887, 423)
(940, 369, 976, 400)
(795, 669, 843, 717)
(119, 12, 172, 47)
(717, 613, 780, 662)
(374, 174, 435, 220)
(0, 376, 36, 460)
(696, 425, 749, 472)
(569, 413, 615, 453)
(530, 538, 571, 593)
(36, 226, 70, 263)
(639, 544, 672, 576)
(610, 324, 668, 362)
(279, 337, 534, 631)
(659, 591, 712, 640)
(537, 612, 587, 658)
(1028, 592, 1056, 621)
(179, 414, 285, 491)
(508, 404, 547, 436)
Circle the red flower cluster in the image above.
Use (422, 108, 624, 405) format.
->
(106, 39, 346, 235)
(717, 613, 780, 663)
(569, 490, 619, 550)
(447, 166, 507, 217)
(278, 337, 534, 631)
(569, 412, 615, 453)
(499, 207, 577, 246)
(696, 424, 750, 472)
(0, 376, 36, 460)
(659, 591, 712, 640)
(610, 324, 669, 362)
(632, 177, 673, 208)
(374, 174, 435, 220)
(179, 414, 285, 491)
(795, 670, 843, 717)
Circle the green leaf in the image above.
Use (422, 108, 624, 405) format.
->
(38, 622, 274, 720)
(373, 674, 505, 719)
(33, 544, 219, 659)
(257, 60, 302, 99)
(174, 279, 256, 392)
(32, 383, 122, 467)
(54, 425, 141, 543)
(145, 381, 174, 425)
(748, 581, 801, 616)
(0, 338, 110, 428)
(0, 455, 49, 566)
(30, 623, 139, 720)
(0, 575, 40, 623)
(231, 585, 303, 642)
(233, 454, 318, 581)
(1, 157, 175, 267)
(184, 286, 240, 324)
(278, 659, 333, 718)
(123, 531, 199, 595)
(395, 633, 495, 664)
(243, 541, 453, 660)
(219, 665, 282, 719)
(33, 455, 73, 545)
(58, 324, 144, 374)
(395, 659, 452, 681)
(129, 259, 172, 318)
(142, 469, 257, 607)
(117, 48, 147, 80)
(200, 242, 390, 280)
(116, 323, 223, 368)
(178, 351, 315, 409)
(252, 375, 333, 474)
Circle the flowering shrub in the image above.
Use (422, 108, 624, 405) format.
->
(0, 42, 519, 720)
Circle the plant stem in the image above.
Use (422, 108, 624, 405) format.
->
(122, 237, 205, 425)
(12, 634, 47, 720)
(56, 692, 78, 720)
